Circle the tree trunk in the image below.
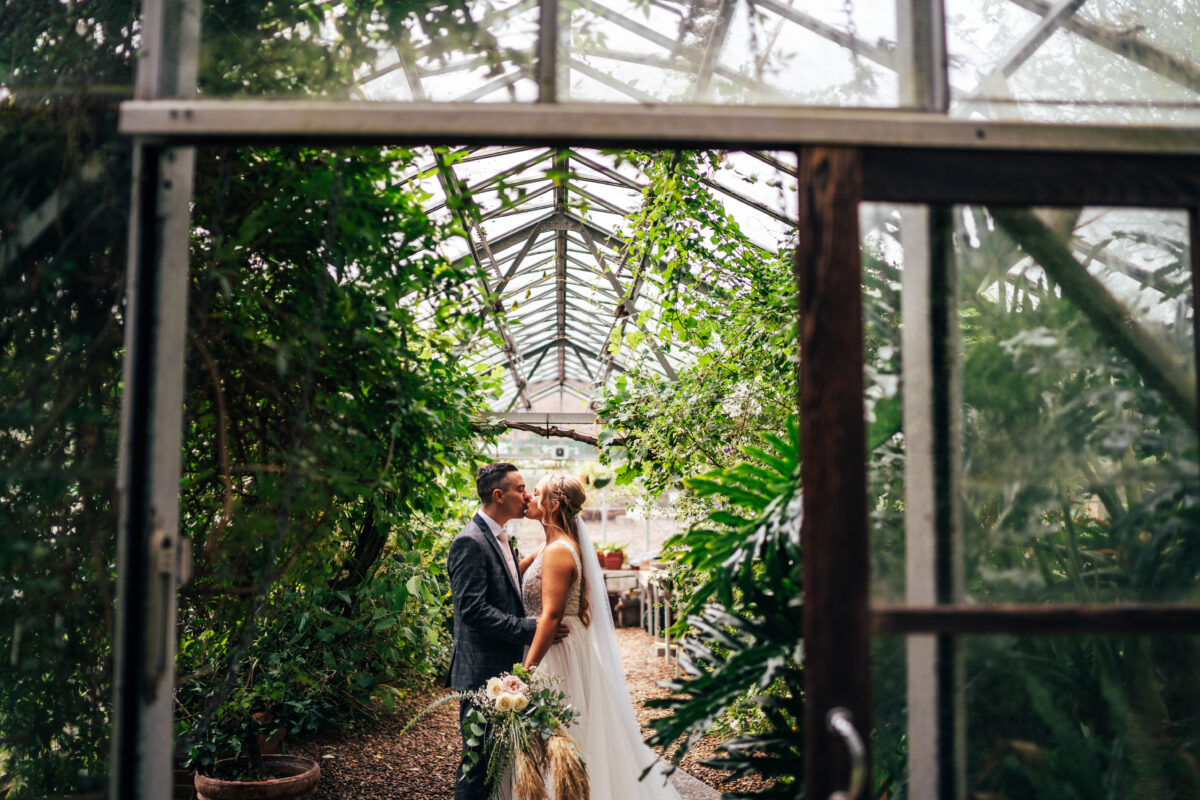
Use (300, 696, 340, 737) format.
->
(333, 503, 385, 592)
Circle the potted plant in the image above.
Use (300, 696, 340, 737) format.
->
(187, 697, 320, 800)
(180, 650, 322, 800)
(603, 543, 627, 570)
(194, 755, 320, 800)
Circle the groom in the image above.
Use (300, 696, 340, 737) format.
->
(446, 463, 567, 800)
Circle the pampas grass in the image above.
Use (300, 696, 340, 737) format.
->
(515, 749, 548, 800)
(510, 727, 587, 800)
(547, 731, 589, 800)
(403, 666, 587, 800)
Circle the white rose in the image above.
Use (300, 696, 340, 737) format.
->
(486, 677, 503, 699)
(495, 694, 515, 713)
(513, 694, 529, 712)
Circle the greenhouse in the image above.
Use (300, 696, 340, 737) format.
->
(3, 0, 1200, 798)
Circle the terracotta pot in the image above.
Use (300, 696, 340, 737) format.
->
(595, 550, 604, 567)
(195, 755, 320, 800)
(603, 552, 625, 570)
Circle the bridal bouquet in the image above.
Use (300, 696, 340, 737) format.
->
(403, 663, 588, 800)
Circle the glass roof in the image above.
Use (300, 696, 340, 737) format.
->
(194, 0, 1200, 123)
(404, 145, 798, 412)
(187, 0, 1200, 414)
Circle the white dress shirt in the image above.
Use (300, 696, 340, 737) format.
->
(478, 510, 520, 586)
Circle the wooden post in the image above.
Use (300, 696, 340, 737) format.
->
(664, 595, 672, 664)
(796, 146, 870, 800)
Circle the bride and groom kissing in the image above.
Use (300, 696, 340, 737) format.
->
(446, 463, 681, 800)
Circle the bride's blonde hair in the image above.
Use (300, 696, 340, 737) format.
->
(539, 474, 591, 627)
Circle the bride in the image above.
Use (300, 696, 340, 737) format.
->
(517, 473, 682, 800)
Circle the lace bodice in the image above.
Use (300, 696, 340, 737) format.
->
(522, 540, 583, 617)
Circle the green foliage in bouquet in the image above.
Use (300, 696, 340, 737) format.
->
(402, 664, 586, 800)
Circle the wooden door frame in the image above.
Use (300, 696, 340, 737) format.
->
(120, 97, 1200, 798)
(796, 146, 872, 797)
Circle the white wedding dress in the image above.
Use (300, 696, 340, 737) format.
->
(520, 535, 682, 800)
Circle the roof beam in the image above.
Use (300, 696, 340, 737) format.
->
(566, 56, 661, 104)
(458, 145, 539, 164)
(969, 0, 1088, 105)
(489, 226, 548, 303)
(520, 337, 629, 373)
(402, 56, 536, 410)
(468, 150, 553, 193)
(554, 150, 570, 388)
(745, 150, 799, 178)
(566, 150, 644, 190)
(453, 70, 525, 103)
(500, 264, 557, 300)
(565, 181, 635, 217)
(123, 101, 1200, 154)
(572, 0, 788, 98)
(525, 380, 593, 405)
(0, 154, 104, 276)
(479, 182, 557, 221)
(700, 175, 794, 225)
(751, 0, 896, 71)
(568, 345, 592, 381)
(577, 228, 678, 382)
(1004, 0, 1200, 95)
(690, 0, 736, 100)
(490, 202, 557, 220)
(486, 411, 597, 425)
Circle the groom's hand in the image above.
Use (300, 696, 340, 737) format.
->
(554, 623, 570, 642)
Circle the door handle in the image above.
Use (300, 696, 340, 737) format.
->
(826, 707, 866, 800)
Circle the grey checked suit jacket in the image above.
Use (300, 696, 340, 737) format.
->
(445, 513, 538, 691)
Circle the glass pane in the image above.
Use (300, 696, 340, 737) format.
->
(957, 206, 1197, 604)
(1, 6, 128, 792)
(561, 0, 899, 105)
(872, 635, 910, 798)
(200, 0, 540, 101)
(865, 205, 1198, 605)
(198, 0, 906, 106)
(862, 204, 906, 603)
(966, 634, 1200, 799)
(412, 146, 796, 410)
(875, 633, 1200, 799)
(947, 0, 1200, 123)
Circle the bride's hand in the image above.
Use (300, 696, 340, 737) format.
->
(527, 625, 570, 668)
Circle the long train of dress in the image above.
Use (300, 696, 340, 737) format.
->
(519, 541, 682, 800)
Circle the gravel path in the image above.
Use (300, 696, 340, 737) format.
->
(290, 628, 763, 799)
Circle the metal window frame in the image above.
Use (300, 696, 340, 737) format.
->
(121, 99, 1200, 154)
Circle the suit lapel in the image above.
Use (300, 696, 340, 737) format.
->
(473, 514, 522, 601)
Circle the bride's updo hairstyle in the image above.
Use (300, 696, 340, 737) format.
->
(539, 474, 591, 627)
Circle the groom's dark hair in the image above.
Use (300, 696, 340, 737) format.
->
(477, 463, 519, 504)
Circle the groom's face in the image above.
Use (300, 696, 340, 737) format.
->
(495, 471, 530, 522)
